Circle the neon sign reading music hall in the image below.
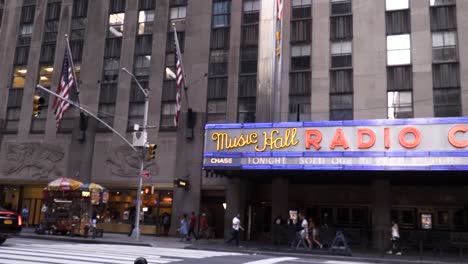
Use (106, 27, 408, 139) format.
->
(203, 118, 468, 171)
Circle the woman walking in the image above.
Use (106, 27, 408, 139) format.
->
(309, 220, 323, 249)
(179, 214, 189, 242)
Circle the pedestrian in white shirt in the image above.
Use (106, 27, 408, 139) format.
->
(296, 213, 312, 250)
(387, 220, 402, 255)
(226, 213, 243, 247)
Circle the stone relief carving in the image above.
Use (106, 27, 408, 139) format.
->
(106, 146, 159, 177)
(4, 143, 64, 179)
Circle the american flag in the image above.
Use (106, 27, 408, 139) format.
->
(53, 49, 74, 128)
(277, 0, 283, 20)
(173, 30, 185, 127)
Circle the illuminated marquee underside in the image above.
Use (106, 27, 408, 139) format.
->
(203, 117, 468, 171)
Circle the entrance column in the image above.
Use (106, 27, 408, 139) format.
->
(371, 178, 391, 252)
(271, 176, 288, 223)
(225, 177, 248, 239)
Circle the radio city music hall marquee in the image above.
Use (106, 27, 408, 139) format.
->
(203, 117, 468, 171)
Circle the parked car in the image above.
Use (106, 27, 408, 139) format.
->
(0, 206, 22, 245)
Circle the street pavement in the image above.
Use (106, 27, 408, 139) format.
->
(11, 227, 468, 264)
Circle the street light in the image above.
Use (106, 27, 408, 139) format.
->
(121, 67, 149, 241)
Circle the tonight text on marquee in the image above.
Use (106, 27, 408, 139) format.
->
(210, 125, 468, 152)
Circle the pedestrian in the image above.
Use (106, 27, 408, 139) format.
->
(309, 220, 323, 249)
(91, 209, 98, 239)
(187, 211, 198, 241)
(179, 214, 189, 242)
(387, 220, 402, 255)
(199, 213, 209, 239)
(296, 213, 311, 250)
(226, 213, 244, 247)
(21, 207, 29, 227)
(162, 212, 171, 236)
(128, 207, 136, 237)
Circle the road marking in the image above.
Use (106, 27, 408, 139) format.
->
(244, 257, 299, 264)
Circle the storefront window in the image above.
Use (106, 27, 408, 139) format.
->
(104, 189, 173, 226)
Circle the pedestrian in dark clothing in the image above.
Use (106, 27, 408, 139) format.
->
(162, 213, 171, 236)
(91, 210, 98, 239)
(128, 207, 136, 237)
(187, 211, 198, 241)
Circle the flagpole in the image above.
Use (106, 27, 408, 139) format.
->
(64, 34, 81, 104)
(172, 24, 190, 110)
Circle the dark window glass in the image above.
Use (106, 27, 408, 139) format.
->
(170, 0, 187, 7)
(292, 7, 311, 19)
(39, 43, 56, 63)
(210, 28, 230, 49)
(207, 77, 228, 99)
(104, 37, 122, 58)
(291, 56, 310, 70)
(337, 208, 350, 225)
(166, 32, 185, 52)
(241, 25, 258, 46)
(212, 1, 231, 28)
(20, 5, 36, 23)
(387, 66, 412, 91)
(330, 94, 353, 120)
(45, 2, 61, 21)
(238, 75, 257, 97)
(331, 15, 352, 40)
(72, 0, 88, 18)
(291, 20, 311, 43)
(289, 95, 310, 122)
(243, 12, 259, 24)
(331, 1, 351, 16)
(70, 40, 83, 61)
(453, 209, 465, 227)
(330, 69, 353, 93)
(289, 72, 311, 95)
(240, 47, 258, 74)
(109, 0, 126, 13)
(430, 6, 457, 31)
(432, 63, 459, 88)
(386, 10, 410, 35)
(434, 88, 460, 117)
(4, 89, 23, 133)
(331, 55, 352, 69)
(135, 35, 152, 55)
(139, 0, 155, 10)
(14, 46, 30, 65)
(238, 97, 256, 123)
(162, 80, 176, 101)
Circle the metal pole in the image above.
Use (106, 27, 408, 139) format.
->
(121, 68, 149, 241)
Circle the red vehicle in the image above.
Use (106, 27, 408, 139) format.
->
(0, 206, 22, 245)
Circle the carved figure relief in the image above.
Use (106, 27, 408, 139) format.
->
(4, 143, 64, 179)
(106, 146, 158, 177)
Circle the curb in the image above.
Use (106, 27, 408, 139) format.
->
(185, 245, 459, 264)
(17, 234, 153, 247)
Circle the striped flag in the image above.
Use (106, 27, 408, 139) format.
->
(173, 30, 185, 127)
(277, 0, 283, 20)
(53, 49, 74, 128)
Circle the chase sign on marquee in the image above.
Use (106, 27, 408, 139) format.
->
(203, 117, 468, 171)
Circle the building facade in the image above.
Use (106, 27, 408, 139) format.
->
(0, 0, 468, 250)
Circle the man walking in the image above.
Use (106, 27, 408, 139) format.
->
(226, 213, 244, 247)
(187, 211, 198, 241)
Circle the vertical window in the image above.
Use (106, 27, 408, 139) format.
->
(387, 91, 412, 119)
(98, 0, 126, 131)
(5, 68, 27, 133)
(70, 0, 88, 63)
(138, 0, 155, 35)
(289, 0, 311, 121)
(31, 66, 53, 133)
(238, 0, 259, 123)
(433, 63, 460, 117)
(0, 0, 4, 28)
(207, 0, 231, 124)
(329, 0, 353, 121)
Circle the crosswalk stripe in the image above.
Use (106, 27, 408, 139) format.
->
(244, 257, 299, 264)
(0, 247, 177, 264)
(1, 243, 244, 264)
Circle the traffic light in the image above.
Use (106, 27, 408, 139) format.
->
(32, 94, 45, 117)
(147, 143, 157, 160)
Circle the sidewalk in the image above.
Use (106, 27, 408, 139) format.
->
(17, 227, 467, 264)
